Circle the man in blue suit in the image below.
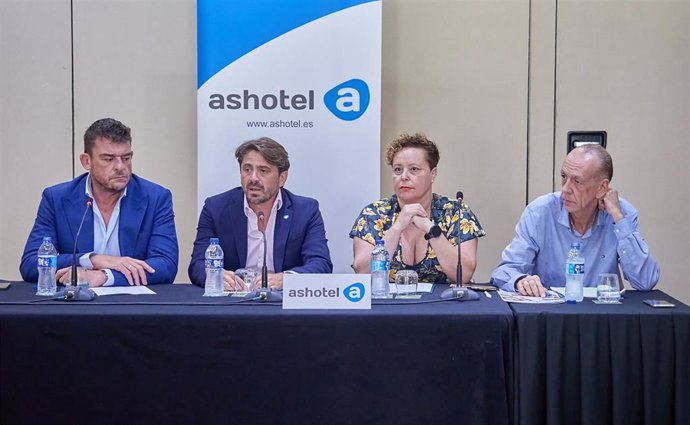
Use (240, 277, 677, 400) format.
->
(189, 137, 332, 290)
(20, 118, 179, 286)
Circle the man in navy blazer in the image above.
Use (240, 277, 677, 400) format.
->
(189, 137, 332, 290)
(20, 118, 178, 287)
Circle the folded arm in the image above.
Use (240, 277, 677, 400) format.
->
(109, 189, 178, 286)
(188, 203, 217, 287)
(19, 188, 75, 282)
(289, 204, 333, 274)
(614, 213, 660, 290)
(490, 208, 539, 292)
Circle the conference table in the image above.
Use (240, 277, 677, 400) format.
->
(511, 290, 690, 425)
(0, 283, 515, 425)
(2, 282, 688, 425)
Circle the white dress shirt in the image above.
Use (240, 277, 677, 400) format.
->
(79, 174, 127, 286)
(243, 191, 282, 273)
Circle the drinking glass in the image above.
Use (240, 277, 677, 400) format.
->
(235, 268, 257, 292)
(60, 267, 89, 288)
(395, 270, 418, 296)
(596, 273, 621, 303)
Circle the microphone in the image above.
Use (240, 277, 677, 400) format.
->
(258, 211, 268, 289)
(455, 191, 463, 287)
(440, 191, 477, 301)
(57, 197, 97, 302)
(71, 198, 92, 287)
(246, 211, 282, 302)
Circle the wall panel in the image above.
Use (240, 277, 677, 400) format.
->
(527, 0, 557, 200)
(0, 0, 72, 280)
(556, 0, 690, 302)
(72, 0, 197, 282)
(382, 0, 529, 282)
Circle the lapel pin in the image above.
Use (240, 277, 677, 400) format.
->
(283, 215, 289, 220)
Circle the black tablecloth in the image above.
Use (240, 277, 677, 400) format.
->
(510, 290, 690, 425)
(0, 283, 514, 425)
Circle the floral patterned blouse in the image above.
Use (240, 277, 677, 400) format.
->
(349, 194, 485, 284)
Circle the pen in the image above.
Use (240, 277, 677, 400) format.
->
(543, 291, 563, 299)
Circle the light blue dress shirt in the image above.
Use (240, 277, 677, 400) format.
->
(491, 192, 660, 292)
(78, 174, 127, 286)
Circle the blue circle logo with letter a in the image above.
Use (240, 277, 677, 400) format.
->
(323, 79, 370, 121)
(344, 282, 366, 302)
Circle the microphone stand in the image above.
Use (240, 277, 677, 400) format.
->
(56, 198, 96, 301)
(441, 191, 476, 300)
(246, 212, 282, 302)
(70, 199, 92, 287)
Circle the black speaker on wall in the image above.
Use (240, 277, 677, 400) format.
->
(567, 131, 607, 153)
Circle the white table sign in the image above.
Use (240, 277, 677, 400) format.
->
(283, 274, 371, 310)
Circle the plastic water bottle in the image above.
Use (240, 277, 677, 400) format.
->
(370, 240, 390, 299)
(36, 236, 58, 296)
(204, 237, 224, 297)
(565, 242, 584, 303)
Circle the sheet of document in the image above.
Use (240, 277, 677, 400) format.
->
(497, 289, 565, 304)
(91, 286, 157, 296)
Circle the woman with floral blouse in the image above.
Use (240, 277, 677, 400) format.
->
(349, 133, 485, 284)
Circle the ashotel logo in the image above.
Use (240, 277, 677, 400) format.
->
(323, 79, 370, 121)
(344, 282, 366, 302)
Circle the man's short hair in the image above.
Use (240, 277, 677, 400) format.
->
(235, 137, 290, 173)
(84, 118, 132, 154)
(385, 132, 440, 169)
(577, 144, 613, 181)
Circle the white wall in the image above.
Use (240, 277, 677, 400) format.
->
(1, 0, 73, 280)
(1, 0, 688, 304)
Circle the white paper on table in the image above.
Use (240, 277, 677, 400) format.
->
(551, 286, 598, 298)
(389, 283, 434, 294)
(91, 286, 157, 296)
(497, 289, 565, 304)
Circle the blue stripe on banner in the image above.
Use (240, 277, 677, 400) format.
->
(197, 0, 377, 88)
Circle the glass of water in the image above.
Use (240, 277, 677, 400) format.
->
(395, 270, 418, 297)
(235, 268, 257, 292)
(596, 273, 621, 303)
(75, 267, 89, 288)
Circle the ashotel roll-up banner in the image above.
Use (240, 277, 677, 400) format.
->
(198, 0, 382, 272)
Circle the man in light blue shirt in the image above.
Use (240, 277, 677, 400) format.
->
(491, 144, 659, 296)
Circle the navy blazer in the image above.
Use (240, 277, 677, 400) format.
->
(188, 187, 333, 286)
(20, 173, 179, 285)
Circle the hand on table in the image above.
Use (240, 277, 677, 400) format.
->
(55, 267, 107, 287)
(90, 254, 154, 286)
(249, 272, 284, 291)
(222, 270, 246, 291)
(517, 275, 547, 297)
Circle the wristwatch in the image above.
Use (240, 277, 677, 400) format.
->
(424, 225, 442, 240)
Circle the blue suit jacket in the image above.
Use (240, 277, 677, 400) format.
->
(188, 187, 333, 286)
(20, 173, 179, 285)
